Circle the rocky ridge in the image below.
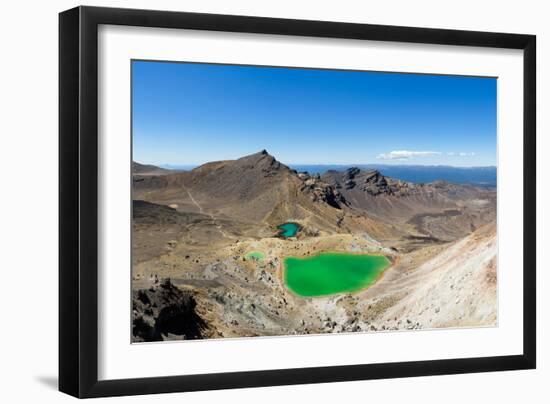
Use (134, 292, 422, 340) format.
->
(324, 166, 442, 196)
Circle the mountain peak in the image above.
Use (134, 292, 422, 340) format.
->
(247, 149, 274, 161)
(236, 150, 284, 169)
(345, 167, 382, 178)
(237, 149, 273, 161)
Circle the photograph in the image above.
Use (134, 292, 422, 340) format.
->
(130, 60, 498, 342)
(0, 1, 541, 401)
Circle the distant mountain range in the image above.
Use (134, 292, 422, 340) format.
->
(156, 162, 496, 187)
(132, 161, 171, 175)
(293, 164, 496, 188)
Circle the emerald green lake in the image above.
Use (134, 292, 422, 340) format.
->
(277, 222, 300, 238)
(284, 253, 391, 297)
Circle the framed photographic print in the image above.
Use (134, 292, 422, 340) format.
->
(59, 6, 536, 398)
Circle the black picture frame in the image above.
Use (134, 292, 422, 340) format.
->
(59, 5, 536, 398)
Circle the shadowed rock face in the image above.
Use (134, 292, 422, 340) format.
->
(323, 166, 493, 199)
(324, 167, 420, 196)
(132, 278, 208, 342)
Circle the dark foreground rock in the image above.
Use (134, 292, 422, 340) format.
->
(132, 278, 208, 342)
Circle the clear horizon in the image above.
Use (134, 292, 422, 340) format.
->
(132, 61, 497, 167)
(148, 154, 496, 169)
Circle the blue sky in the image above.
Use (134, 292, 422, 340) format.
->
(132, 61, 496, 167)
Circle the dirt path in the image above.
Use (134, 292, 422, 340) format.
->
(186, 188, 204, 214)
(185, 187, 232, 239)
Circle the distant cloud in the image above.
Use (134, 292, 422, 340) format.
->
(447, 152, 476, 157)
(377, 150, 442, 160)
(377, 150, 477, 160)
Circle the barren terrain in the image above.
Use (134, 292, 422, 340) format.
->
(131, 151, 497, 342)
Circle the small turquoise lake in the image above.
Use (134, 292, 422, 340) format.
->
(277, 222, 300, 238)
